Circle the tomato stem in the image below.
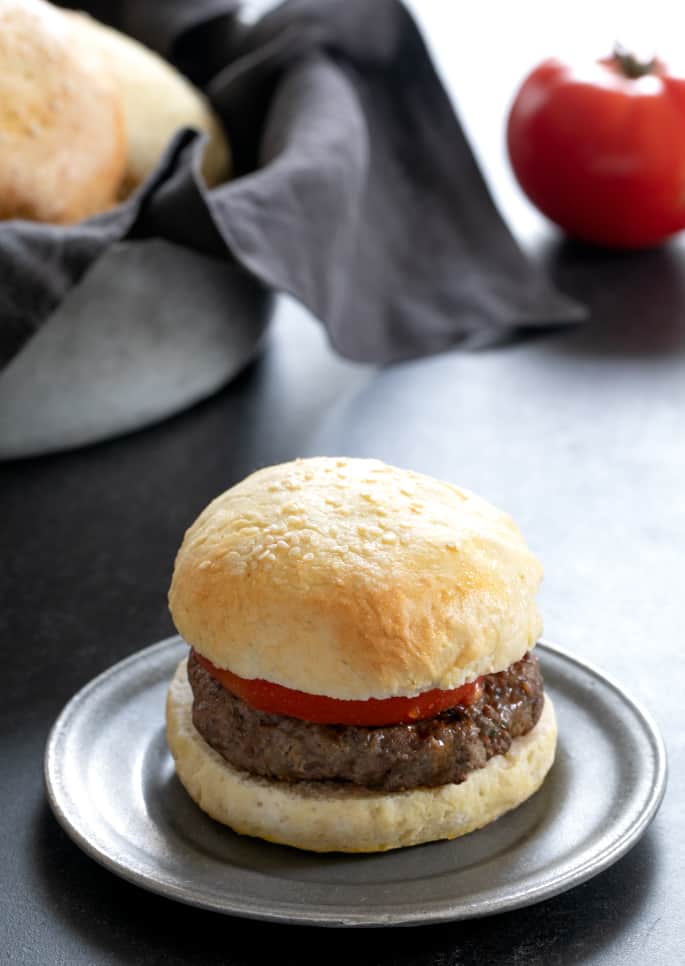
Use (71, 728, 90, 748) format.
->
(612, 43, 657, 79)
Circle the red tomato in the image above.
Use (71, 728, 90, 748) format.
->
(507, 49, 685, 248)
(194, 651, 482, 725)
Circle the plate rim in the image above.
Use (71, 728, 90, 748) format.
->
(44, 637, 668, 927)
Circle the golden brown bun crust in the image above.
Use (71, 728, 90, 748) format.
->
(65, 11, 231, 196)
(169, 457, 543, 700)
(0, 0, 126, 224)
(166, 658, 557, 852)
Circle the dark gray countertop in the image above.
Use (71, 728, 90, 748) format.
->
(4, 290, 683, 963)
(3, 4, 684, 963)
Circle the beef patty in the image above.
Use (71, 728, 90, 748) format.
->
(187, 651, 544, 792)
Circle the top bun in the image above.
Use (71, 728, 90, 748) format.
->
(169, 458, 543, 700)
(0, 0, 126, 224)
(65, 11, 231, 197)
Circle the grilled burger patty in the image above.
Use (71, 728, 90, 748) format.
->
(187, 651, 544, 792)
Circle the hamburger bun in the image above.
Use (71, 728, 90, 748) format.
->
(0, 0, 230, 225)
(65, 10, 231, 197)
(169, 457, 544, 700)
(0, 0, 126, 224)
(167, 457, 556, 852)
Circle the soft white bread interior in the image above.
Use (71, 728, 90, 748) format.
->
(0, 0, 126, 223)
(65, 10, 231, 196)
(166, 657, 557, 853)
(169, 457, 543, 700)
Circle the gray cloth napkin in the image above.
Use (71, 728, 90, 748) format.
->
(0, 0, 586, 368)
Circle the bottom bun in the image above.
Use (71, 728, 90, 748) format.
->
(166, 658, 557, 853)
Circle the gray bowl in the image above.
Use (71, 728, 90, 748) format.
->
(0, 239, 272, 459)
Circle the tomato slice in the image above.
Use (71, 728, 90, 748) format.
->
(194, 651, 482, 725)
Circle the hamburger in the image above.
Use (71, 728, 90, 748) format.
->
(166, 457, 557, 852)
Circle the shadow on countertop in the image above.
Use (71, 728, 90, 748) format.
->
(32, 798, 659, 966)
(532, 237, 685, 359)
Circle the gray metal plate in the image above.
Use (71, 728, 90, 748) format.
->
(44, 637, 666, 927)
